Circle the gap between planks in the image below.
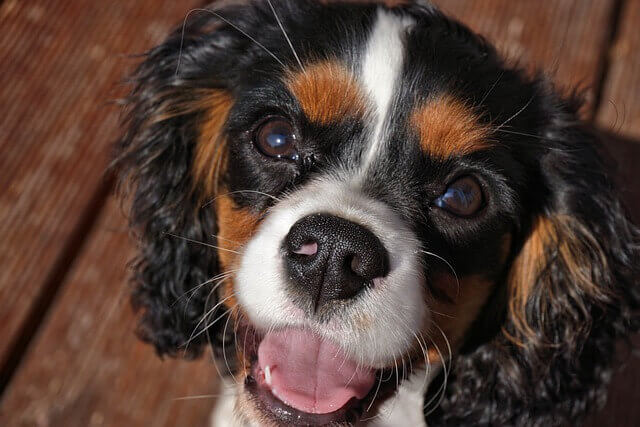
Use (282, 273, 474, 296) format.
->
(0, 174, 115, 396)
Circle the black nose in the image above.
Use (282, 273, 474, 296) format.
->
(284, 214, 389, 310)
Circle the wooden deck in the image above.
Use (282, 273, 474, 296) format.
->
(0, 0, 638, 425)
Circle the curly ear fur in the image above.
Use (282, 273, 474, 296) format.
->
(114, 10, 241, 358)
(428, 88, 640, 426)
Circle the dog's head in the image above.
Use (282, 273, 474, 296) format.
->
(116, 0, 639, 425)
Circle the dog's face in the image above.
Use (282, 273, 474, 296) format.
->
(117, 1, 639, 425)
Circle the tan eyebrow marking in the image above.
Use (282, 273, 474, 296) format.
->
(411, 94, 492, 158)
(286, 60, 368, 125)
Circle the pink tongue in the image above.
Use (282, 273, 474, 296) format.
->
(257, 329, 376, 414)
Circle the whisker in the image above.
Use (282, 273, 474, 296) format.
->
(215, 235, 242, 246)
(183, 275, 232, 320)
(204, 305, 237, 338)
(493, 128, 545, 140)
(366, 369, 384, 413)
(173, 270, 237, 307)
(382, 366, 394, 383)
(413, 332, 431, 392)
(430, 309, 456, 319)
(176, 8, 286, 75)
(266, 0, 305, 73)
(382, 355, 401, 419)
(360, 318, 419, 423)
(424, 325, 452, 416)
(394, 354, 400, 394)
(205, 285, 230, 383)
(172, 277, 218, 308)
(493, 128, 585, 149)
(222, 308, 239, 383)
(406, 345, 414, 381)
(493, 94, 535, 132)
(165, 232, 240, 255)
(343, 364, 359, 390)
(419, 249, 460, 299)
(422, 336, 446, 414)
(434, 323, 453, 370)
(172, 392, 238, 402)
(183, 294, 234, 353)
(202, 189, 281, 208)
(241, 318, 250, 375)
(478, 70, 504, 106)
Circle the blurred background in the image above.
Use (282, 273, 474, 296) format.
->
(0, 1, 638, 426)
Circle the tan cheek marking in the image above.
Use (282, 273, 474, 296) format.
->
(425, 274, 497, 363)
(193, 91, 234, 196)
(420, 233, 511, 363)
(215, 195, 257, 381)
(214, 194, 260, 312)
(286, 61, 367, 124)
(411, 94, 491, 159)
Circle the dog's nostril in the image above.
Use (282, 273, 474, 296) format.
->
(347, 255, 363, 277)
(292, 241, 318, 257)
(284, 214, 389, 311)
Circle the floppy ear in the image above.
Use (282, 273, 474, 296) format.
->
(429, 93, 640, 425)
(114, 10, 240, 358)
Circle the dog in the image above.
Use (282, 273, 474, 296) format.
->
(115, 0, 640, 425)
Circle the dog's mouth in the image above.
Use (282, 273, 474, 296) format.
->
(241, 326, 401, 425)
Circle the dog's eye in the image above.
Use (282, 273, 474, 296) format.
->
(435, 176, 483, 217)
(254, 118, 299, 160)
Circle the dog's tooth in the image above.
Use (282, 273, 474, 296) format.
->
(265, 365, 272, 386)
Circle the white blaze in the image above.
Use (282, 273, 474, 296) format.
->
(359, 9, 414, 175)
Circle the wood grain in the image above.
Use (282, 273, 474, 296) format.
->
(432, 0, 616, 114)
(596, 0, 640, 139)
(0, 198, 220, 427)
(0, 0, 201, 380)
(0, 1, 638, 426)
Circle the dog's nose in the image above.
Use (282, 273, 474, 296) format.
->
(284, 213, 389, 310)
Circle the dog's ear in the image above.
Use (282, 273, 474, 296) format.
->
(503, 94, 639, 374)
(114, 9, 242, 358)
(430, 91, 640, 425)
(501, 99, 640, 423)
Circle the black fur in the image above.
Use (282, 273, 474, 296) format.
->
(113, 10, 237, 357)
(427, 91, 640, 426)
(115, 0, 640, 424)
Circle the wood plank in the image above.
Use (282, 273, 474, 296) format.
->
(0, 198, 219, 426)
(432, 0, 617, 113)
(1, 1, 632, 426)
(587, 0, 640, 423)
(0, 0, 201, 381)
(596, 0, 640, 139)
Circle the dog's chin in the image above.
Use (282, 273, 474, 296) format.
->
(234, 323, 404, 426)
